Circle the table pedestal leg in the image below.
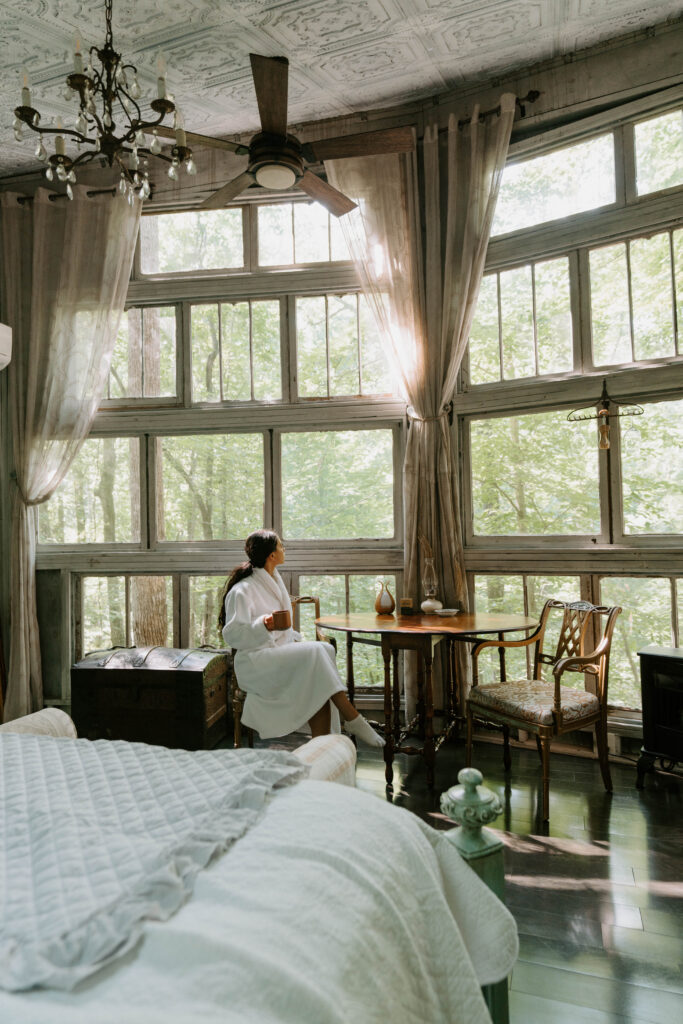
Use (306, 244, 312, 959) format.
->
(392, 648, 400, 743)
(424, 644, 435, 788)
(346, 634, 355, 705)
(382, 638, 394, 789)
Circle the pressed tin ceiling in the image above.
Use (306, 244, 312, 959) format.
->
(1, 0, 682, 179)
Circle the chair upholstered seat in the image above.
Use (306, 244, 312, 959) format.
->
(468, 680, 600, 726)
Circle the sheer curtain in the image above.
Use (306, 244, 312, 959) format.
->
(1, 187, 140, 720)
(328, 98, 515, 710)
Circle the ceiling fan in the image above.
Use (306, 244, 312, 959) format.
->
(155, 54, 415, 216)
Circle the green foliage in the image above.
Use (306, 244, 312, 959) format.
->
(492, 134, 615, 236)
(139, 210, 244, 272)
(470, 412, 600, 535)
(109, 306, 176, 399)
(635, 108, 683, 195)
(39, 438, 138, 543)
(281, 429, 394, 539)
(621, 398, 683, 534)
(158, 434, 264, 541)
(469, 257, 572, 384)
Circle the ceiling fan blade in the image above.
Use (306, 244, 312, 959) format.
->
(152, 124, 248, 155)
(304, 126, 415, 162)
(200, 171, 255, 209)
(298, 170, 357, 217)
(249, 53, 289, 137)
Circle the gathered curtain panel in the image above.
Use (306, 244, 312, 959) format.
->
(0, 186, 140, 720)
(327, 97, 515, 711)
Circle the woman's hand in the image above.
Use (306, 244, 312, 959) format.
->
(264, 614, 275, 631)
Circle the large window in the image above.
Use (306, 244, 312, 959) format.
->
(464, 101, 683, 715)
(37, 200, 404, 706)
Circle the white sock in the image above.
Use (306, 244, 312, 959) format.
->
(344, 713, 385, 748)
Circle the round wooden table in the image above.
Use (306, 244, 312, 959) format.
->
(316, 611, 537, 788)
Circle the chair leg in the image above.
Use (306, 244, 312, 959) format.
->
(233, 687, 244, 749)
(535, 734, 543, 764)
(539, 734, 551, 822)
(502, 724, 511, 772)
(465, 707, 474, 766)
(595, 716, 613, 793)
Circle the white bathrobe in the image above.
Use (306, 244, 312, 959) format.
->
(222, 567, 344, 738)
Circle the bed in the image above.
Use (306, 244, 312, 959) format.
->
(0, 711, 517, 1024)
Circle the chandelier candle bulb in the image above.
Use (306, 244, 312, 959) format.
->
(157, 54, 167, 99)
(73, 35, 84, 74)
(55, 118, 65, 156)
(21, 70, 30, 107)
(175, 111, 186, 148)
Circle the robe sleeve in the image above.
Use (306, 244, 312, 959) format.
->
(222, 584, 273, 651)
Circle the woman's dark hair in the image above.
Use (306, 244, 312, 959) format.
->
(217, 529, 280, 633)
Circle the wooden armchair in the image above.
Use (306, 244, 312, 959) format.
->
(465, 599, 622, 821)
(232, 595, 336, 749)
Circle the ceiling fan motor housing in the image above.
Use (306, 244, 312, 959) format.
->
(248, 131, 305, 188)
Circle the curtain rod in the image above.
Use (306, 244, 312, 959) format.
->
(15, 187, 117, 205)
(430, 90, 540, 135)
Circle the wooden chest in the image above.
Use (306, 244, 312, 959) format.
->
(71, 646, 232, 750)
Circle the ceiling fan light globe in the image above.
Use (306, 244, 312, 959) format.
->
(254, 163, 297, 189)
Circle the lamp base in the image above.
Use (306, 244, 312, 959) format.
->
(421, 597, 443, 614)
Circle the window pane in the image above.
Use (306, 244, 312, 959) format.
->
(328, 294, 359, 395)
(599, 577, 672, 709)
(621, 399, 683, 534)
(221, 302, 251, 401)
(298, 574, 348, 677)
(535, 258, 573, 375)
(281, 429, 394, 539)
(359, 295, 392, 395)
(470, 412, 600, 535)
(297, 296, 327, 397)
(191, 305, 220, 402)
(258, 204, 294, 265)
(349, 575, 396, 687)
(189, 575, 225, 647)
(294, 203, 330, 262)
(39, 438, 140, 544)
(82, 576, 126, 652)
(590, 243, 632, 366)
(500, 265, 534, 379)
(108, 307, 176, 400)
(251, 300, 282, 401)
(474, 575, 527, 682)
(157, 434, 264, 541)
(139, 210, 243, 273)
(675, 228, 683, 343)
(492, 135, 615, 236)
(631, 234, 675, 360)
(469, 274, 500, 384)
(130, 576, 173, 647)
(635, 109, 683, 196)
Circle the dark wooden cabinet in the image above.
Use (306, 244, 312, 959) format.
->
(71, 646, 232, 750)
(636, 645, 683, 787)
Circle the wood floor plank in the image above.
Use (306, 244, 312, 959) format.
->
(509, 989, 653, 1023)
(510, 962, 682, 1024)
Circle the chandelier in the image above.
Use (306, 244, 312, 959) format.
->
(12, 0, 196, 201)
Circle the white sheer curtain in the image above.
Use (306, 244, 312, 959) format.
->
(1, 186, 140, 720)
(328, 98, 515, 711)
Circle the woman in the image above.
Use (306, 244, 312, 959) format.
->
(219, 530, 385, 747)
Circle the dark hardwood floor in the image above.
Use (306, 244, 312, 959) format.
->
(352, 738, 683, 1024)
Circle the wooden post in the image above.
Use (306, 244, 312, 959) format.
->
(440, 767, 510, 1024)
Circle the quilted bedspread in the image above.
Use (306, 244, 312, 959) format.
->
(0, 734, 307, 992)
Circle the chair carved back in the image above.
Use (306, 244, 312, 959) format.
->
(533, 599, 621, 700)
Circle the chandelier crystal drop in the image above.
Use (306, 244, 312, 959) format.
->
(13, 0, 194, 201)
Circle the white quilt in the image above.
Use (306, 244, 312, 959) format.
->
(0, 735, 307, 991)
(0, 738, 518, 1024)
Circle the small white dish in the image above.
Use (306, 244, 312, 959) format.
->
(435, 608, 460, 616)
